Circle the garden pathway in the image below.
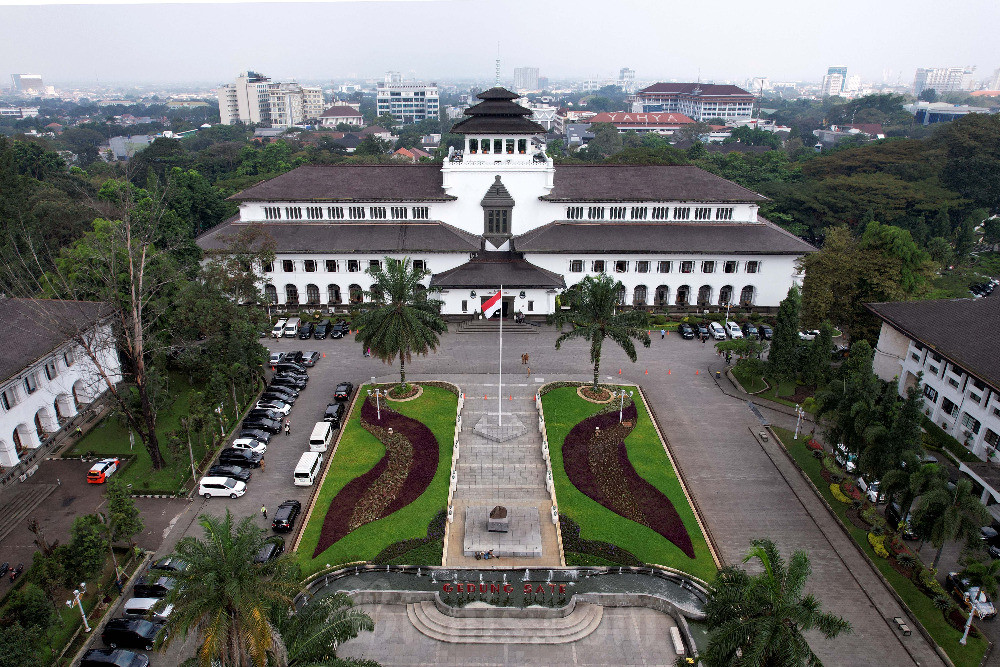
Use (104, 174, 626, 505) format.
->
(445, 374, 561, 567)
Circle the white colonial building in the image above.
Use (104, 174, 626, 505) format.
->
(0, 299, 122, 468)
(197, 87, 813, 318)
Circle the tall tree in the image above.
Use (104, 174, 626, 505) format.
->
(353, 256, 447, 387)
(767, 285, 802, 381)
(962, 559, 1000, 599)
(912, 478, 991, 568)
(548, 274, 651, 388)
(105, 478, 144, 550)
(274, 592, 377, 667)
(800, 321, 834, 387)
(704, 538, 851, 666)
(160, 511, 300, 667)
(816, 340, 884, 462)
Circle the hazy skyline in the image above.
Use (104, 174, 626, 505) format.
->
(2, 0, 998, 88)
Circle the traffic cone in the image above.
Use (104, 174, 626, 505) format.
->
(322, 353, 326, 358)
(484, 395, 488, 400)
(695, 370, 700, 375)
(509, 394, 512, 401)
(644, 369, 648, 375)
(668, 369, 671, 375)
(618, 368, 622, 375)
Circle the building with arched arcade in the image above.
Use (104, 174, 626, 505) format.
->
(0, 298, 121, 469)
(197, 87, 814, 317)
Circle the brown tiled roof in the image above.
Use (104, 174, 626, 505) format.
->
(452, 86, 546, 135)
(196, 219, 480, 254)
(638, 83, 754, 97)
(513, 218, 815, 255)
(319, 105, 363, 118)
(429, 252, 565, 289)
(0, 298, 108, 383)
(540, 165, 767, 203)
(866, 298, 1000, 392)
(229, 165, 456, 202)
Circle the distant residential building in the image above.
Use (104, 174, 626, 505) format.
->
(564, 123, 595, 147)
(385, 71, 403, 84)
(393, 146, 433, 162)
(812, 124, 883, 147)
(0, 107, 39, 118)
(301, 87, 325, 121)
(358, 126, 392, 141)
(218, 72, 324, 128)
(913, 67, 977, 95)
(524, 102, 557, 131)
(904, 101, 996, 125)
(618, 67, 636, 94)
(166, 100, 209, 109)
(445, 105, 469, 120)
(554, 108, 597, 134)
(269, 83, 305, 128)
(587, 111, 694, 135)
(631, 83, 755, 121)
(821, 73, 844, 97)
(513, 67, 540, 91)
(108, 135, 154, 161)
(11, 74, 43, 96)
(319, 105, 364, 127)
(376, 81, 439, 124)
(990, 68, 1000, 92)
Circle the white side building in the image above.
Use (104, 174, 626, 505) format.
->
(0, 299, 122, 468)
(376, 81, 439, 124)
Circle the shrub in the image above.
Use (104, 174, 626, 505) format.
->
(806, 439, 824, 452)
(830, 484, 852, 504)
(559, 515, 643, 566)
(868, 532, 890, 558)
(840, 480, 862, 501)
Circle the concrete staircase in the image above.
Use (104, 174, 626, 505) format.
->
(457, 320, 538, 334)
(0, 483, 58, 543)
(406, 600, 603, 644)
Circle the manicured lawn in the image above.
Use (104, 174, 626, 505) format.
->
(772, 426, 988, 666)
(70, 374, 217, 494)
(542, 386, 716, 582)
(730, 361, 768, 393)
(297, 385, 456, 576)
(730, 362, 818, 412)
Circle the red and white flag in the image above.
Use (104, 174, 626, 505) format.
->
(482, 289, 502, 318)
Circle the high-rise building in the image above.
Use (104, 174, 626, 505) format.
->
(218, 72, 325, 127)
(513, 67, 540, 91)
(376, 81, 439, 124)
(988, 68, 1000, 91)
(826, 66, 848, 92)
(618, 67, 636, 93)
(385, 71, 403, 84)
(821, 73, 845, 97)
(913, 67, 977, 95)
(11, 74, 43, 95)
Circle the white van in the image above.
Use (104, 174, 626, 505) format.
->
(283, 317, 301, 338)
(271, 319, 287, 338)
(123, 597, 174, 622)
(294, 451, 324, 486)
(709, 321, 727, 340)
(199, 476, 247, 499)
(725, 321, 744, 339)
(309, 421, 334, 452)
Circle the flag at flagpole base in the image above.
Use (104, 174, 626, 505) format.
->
(482, 289, 502, 318)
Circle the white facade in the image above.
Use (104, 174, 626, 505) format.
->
(514, 67, 540, 91)
(0, 322, 121, 467)
(913, 67, 977, 95)
(376, 82, 439, 124)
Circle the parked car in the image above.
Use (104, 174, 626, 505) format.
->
(708, 321, 727, 340)
(313, 319, 330, 339)
(283, 351, 304, 364)
(857, 475, 880, 503)
(261, 389, 297, 404)
(231, 437, 267, 454)
(101, 618, 164, 651)
(741, 322, 759, 339)
(798, 329, 821, 341)
(199, 476, 247, 499)
(678, 323, 695, 339)
(330, 320, 350, 339)
(218, 448, 263, 469)
(274, 361, 308, 375)
(885, 502, 917, 540)
(246, 408, 284, 423)
(133, 575, 175, 599)
(758, 324, 773, 340)
(724, 320, 743, 339)
(150, 557, 186, 573)
(947, 572, 998, 619)
(302, 351, 321, 367)
(121, 597, 173, 623)
(695, 323, 710, 339)
(834, 443, 856, 472)
(255, 400, 291, 415)
(206, 464, 252, 483)
(270, 377, 306, 391)
(981, 526, 1000, 559)
(831, 344, 850, 361)
(239, 428, 273, 445)
(324, 402, 346, 426)
(254, 537, 285, 563)
(271, 319, 287, 338)
(271, 500, 302, 532)
(81, 648, 149, 667)
(274, 369, 309, 382)
(334, 382, 354, 401)
(298, 322, 313, 339)
(267, 351, 284, 365)
(241, 417, 281, 434)
(87, 458, 121, 484)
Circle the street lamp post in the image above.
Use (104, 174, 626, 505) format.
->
(960, 593, 978, 645)
(367, 387, 387, 421)
(66, 583, 90, 633)
(793, 403, 804, 440)
(612, 388, 634, 424)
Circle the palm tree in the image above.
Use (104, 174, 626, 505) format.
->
(275, 592, 378, 667)
(548, 274, 650, 388)
(913, 478, 991, 569)
(881, 459, 948, 518)
(355, 256, 447, 387)
(704, 538, 851, 666)
(159, 511, 300, 667)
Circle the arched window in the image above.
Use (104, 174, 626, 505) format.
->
(615, 285, 626, 306)
(740, 285, 756, 306)
(718, 285, 733, 306)
(285, 284, 299, 304)
(633, 285, 647, 306)
(675, 285, 690, 306)
(655, 285, 669, 306)
(264, 284, 278, 304)
(327, 284, 341, 304)
(697, 285, 713, 307)
(306, 284, 320, 305)
(349, 284, 363, 304)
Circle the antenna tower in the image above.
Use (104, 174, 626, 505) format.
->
(495, 43, 501, 86)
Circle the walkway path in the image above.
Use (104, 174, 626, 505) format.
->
(446, 374, 561, 567)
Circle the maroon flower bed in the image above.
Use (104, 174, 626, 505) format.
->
(313, 398, 439, 556)
(562, 403, 695, 558)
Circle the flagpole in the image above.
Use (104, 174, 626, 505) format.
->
(498, 285, 503, 427)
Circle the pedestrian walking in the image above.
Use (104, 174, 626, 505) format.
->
(526, 366, 531, 377)
(702, 335, 707, 345)
(261, 504, 267, 519)
(525, 353, 529, 365)
(284, 421, 290, 436)
(660, 329, 665, 340)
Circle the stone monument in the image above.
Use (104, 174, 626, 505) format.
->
(488, 505, 509, 532)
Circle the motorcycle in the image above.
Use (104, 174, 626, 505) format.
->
(9, 563, 23, 583)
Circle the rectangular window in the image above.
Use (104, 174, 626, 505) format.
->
(391, 206, 408, 219)
(657, 261, 672, 273)
(636, 261, 650, 273)
(986, 429, 1000, 447)
(283, 260, 294, 272)
(911, 353, 920, 362)
(349, 206, 366, 219)
(348, 260, 360, 272)
(63, 349, 75, 367)
(494, 139, 503, 154)
(285, 207, 302, 220)
(962, 413, 982, 434)
(673, 207, 690, 220)
(369, 259, 381, 270)
(0, 387, 15, 411)
(264, 206, 281, 220)
(615, 260, 628, 273)
(527, 300, 534, 311)
(369, 207, 387, 220)
(694, 207, 712, 221)
(971, 393, 982, 404)
(588, 206, 605, 220)
(651, 206, 669, 220)
(592, 260, 606, 273)
(325, 260, 338, 272)
(462, 300, 468, 313)
(942, 397, 957, 416)
(630, 206, 648, 220)
(518, 139, 527, 154)
(570, 260, 584, 273)
(567, 206, 584, 220)
(481, 138, 489, 154)
(716, 207, 734, 220)
(609, 206, 627, 220)
(24, 373, 37, 395)
(924, 384, 939, 402)
(306, 206, 323, 220)
(44, 359, 58, 380)
(505, 139, 515, 154)
(263, 261, 273, 273)
(304, 260, 316, 272)
(724, 260, 738, 273)
(412, 260, 425, 272)
(680, 261, 694, 273)
(327, 206, 345, 220)
(931, 352, 942, 363)
(948, 378, 960, 389)
(412, 206, 429, 219)
(702, 261, 715, 273)
(745, 261, 760, 273)
(928, 366, 939, 375)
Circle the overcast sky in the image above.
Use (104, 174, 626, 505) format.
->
(2, 0, 998, 88)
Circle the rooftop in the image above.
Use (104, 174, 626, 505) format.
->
(589, 112, 695, 126)
(540, 165, 767, 203)
(0, 298, 108, 383)
(319, 105, 363, 118)
(229, 165, 456, 202)
(429, 252, 566, 289)
(637, 83, 754, 97)
(451, 86, 547, 136)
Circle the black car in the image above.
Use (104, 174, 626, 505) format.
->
(246, 408, 283, 422)
(239, 428, 273, 444)
(81, 648, 149, 667)
(324, 402, 346, 426)
(275, 369, 309, 381)
(206, 464, 252, 483)
(254, 537, 285, 563)
(102, 618, 164, 651)
(298, 322, 313, 339)
(150, 557, 186, 573)
(885, 502, 916, 540)
(270, 376, 307, 390)
(218, 448, 264, 469)
(133, 575, 175, 599)
(271, 500, 302, 532)
(678, 323, 695, 339)
(242, 417, 281, 434)
(334, 382, 354, 401)
(330, 320, 349, 339)
(284, 351, 304, 364)
(261, 390, 297, 404)
(982, 526, 1000, 559)
(313, 319, 330, 339)
(741, 322, 759, 339)
(758, 324, 774, 340)
(274, 361, 308, 375)
(694, 323, 710, 339)
(831, 344, 850, 361)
